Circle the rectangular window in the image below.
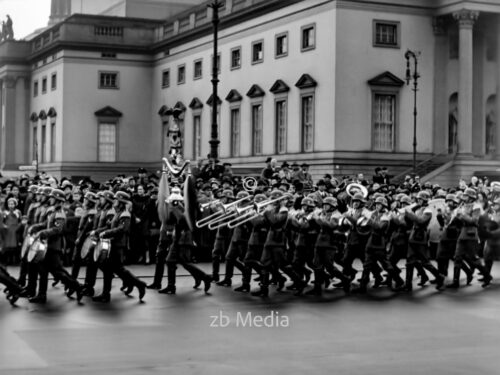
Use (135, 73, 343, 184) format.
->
(252, 40, 264, 64)
(98, 123, 116, 162)
(301, 95, 314, 152)
(51, 73, 57, 90)
(42, 77, 47, 94)
(50, 122, 56, 162)
(177, 64, 185, 84)
(194, 59, 202, 80)
(230, 47, 241, 70)
(301, 24, 316, 51)
(162, 69, 170, 88)
(275, 99, 287, 154)
(99, 72, 119, 89)
(230, 108, 240, 157)
(275, 32, 288, 58)
(41, 125, 46, 163)
(373, 94, 395, 151)
(33, 81, 38, 97)
(193, 115, 201, 160)
(252, 104, 263, 155)
(373, 20, 400, 48)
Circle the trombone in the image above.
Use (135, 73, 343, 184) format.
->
(226, 195, 290, 229)
(196, 195, 253, 229)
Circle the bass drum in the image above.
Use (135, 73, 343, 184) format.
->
(80, 236, 97, 261)
(427, 198, 446, 243)
(21, 235, 34, 259)
(28, 239, 47, 263)
(94, 239, 111, 263)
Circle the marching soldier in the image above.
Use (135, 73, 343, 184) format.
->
(217, 191, 252, 292)
(21, 186, 53, 300)
(482, 197, 500, 279)
(341, 193, 383, 285)
(161, 191, 212, 294)
(306, 197, 351, 295)
(355, 196, 405, 293)
(288, 197, 317, 289)
(403, 191, 445, 291)
(211, 189, 234, 282)
(30, 189, 84, 303)
(448, 188, 492, 288)
(94, 191, 147, 302)
(251, 190, 305, 297)
(70, 191, 99, 284)
(436, 194, 471, 282)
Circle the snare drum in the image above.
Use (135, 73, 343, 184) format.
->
(94, 239, 111, 263)
(28, 239, 48, 263)
(80, 236, 97, 260)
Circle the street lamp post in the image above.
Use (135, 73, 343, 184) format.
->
(405, 49, 420, 176)
(208, 0, 222, 161)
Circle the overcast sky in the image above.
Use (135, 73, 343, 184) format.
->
(0, 0, 51, 39)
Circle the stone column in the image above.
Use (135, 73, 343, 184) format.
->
(495, 18, 500, 157)
(453, 9, 479, 156)
(1, 76, 17, 169)
(431, 17, 448, 154)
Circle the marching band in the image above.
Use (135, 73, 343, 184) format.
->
(2, 158, 500, 307)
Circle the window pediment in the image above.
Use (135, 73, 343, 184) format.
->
(174, 101, 186, 112)
(368, 71, 404, 87)
(47, 107, 57, 117)
(225, 89, 243, 102)
(38, 110, 47, 120)
(94, 106, 122, 118)
(189, 97, 204, 109)
(158, 105, 170, 116)
(295, 74, 317, 89)
(270, 79, 290, 94)
(30, 112, 38, 122)
(206, 94, 222, 106)
(246, 84, 265, 98)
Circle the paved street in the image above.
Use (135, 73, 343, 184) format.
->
(1, 262, 500, 375)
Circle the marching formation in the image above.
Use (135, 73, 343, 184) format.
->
(1, 157, 499, 307)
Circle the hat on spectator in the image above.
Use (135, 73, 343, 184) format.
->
(265, 157, 272, 163)
(301, 163, 309, 168)
(138, 167, 147, 174)
(7, 197, 18, 206)
(324, 174, 332, 179)
(317, 179, 326, 186)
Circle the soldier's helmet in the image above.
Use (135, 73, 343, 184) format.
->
(41, 187, 53, 196)
(114, 191, 131, 203)
(323, 197, 338, 208)
(236, 191, 249, 200)
(445, 194, 459, 205)
(374, 196, 388, 208)
(351, 192, 366, 203)
(399, 194, 412, 206)
(102, 190, 115, 202)
(50, 188, 66, 202)
(28, 185, 39, 194)
(301, 197, 315, 208)
(84, 191, 98, 203)
(416, 191, 430, 201)
(463, 188, 477, 200)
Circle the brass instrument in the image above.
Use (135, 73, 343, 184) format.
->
(242, 177, 258, 192)
(197, 195, 253, 229)
(200, 199, 221, 212)
(226, 195, 289, 229)
(345, 183, 368, 199)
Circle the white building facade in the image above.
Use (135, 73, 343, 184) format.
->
(0, 0, 500, 185)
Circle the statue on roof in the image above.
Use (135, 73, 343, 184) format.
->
(4, 15, 13, 40)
